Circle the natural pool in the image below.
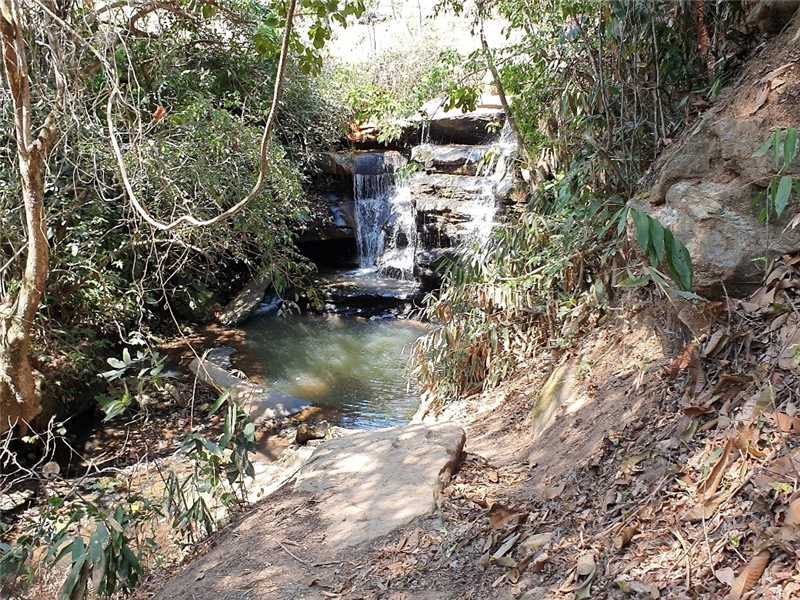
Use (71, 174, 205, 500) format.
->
(239, 314, 426, 429)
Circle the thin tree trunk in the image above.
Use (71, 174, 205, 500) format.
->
(479, 16, 530, 165)
(1, 0, 56, 432)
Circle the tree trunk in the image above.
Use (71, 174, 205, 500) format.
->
(0, 158, 48, 431)
(1, 0, 54, 432)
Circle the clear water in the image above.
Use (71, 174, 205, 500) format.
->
(240, 315, 426, 429)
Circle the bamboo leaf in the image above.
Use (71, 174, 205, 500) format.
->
(630, 208, 650, 252)
(775, 175, 793, 217)
(784, 128, 797, 170)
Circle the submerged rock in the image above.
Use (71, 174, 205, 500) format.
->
(189, 356, 311, 422)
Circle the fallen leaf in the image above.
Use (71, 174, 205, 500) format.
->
(489, 504, 519, 530)
(540, 482, 565, 501)
(41, 461, 60, 478)
(613, 525, 639, 551)
(629, 581, 660, 599)
(575, 552, 597, 600)
(520, 532, 554, 554)
(492, 532, 520, 560)
(493, 556, 517, 568)
(775, 412, 800, 434)
(785, 497, 800, 527)
(732, 424, 767, 459)
(683, 405, 715, 418)
(739, 386, 774, 423)
(715, 566, 736, 586)
(487, 469, 499, 483)
(685, 496, 723, 522)
(703, 328, 728, 357)
(728, 550, 770, 599)
(698, 439, 734, 498)
(529, 551, 549, 573)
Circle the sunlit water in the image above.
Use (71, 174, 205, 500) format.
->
(239, 315, 426, 429)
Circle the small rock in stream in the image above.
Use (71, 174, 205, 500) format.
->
(295, 423, 329, 445)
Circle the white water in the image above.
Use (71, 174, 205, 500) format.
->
(353, 171, 417, 278)
(379, 184, 417, 279)
(353, 173, 393, 268)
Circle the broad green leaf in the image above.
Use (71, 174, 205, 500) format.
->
(630, 208, 650, 252)
(752, 136, 773, 158)
(617, 276, 650, 289)
(665, 231, 693, 291)
(210, 391, 230, 415)
(59, 553, 87, 600)
(775, 175, 793, 217)
(785, 128, 798, 170)
(649, 218, 666, 265)
(106, 357, 125, 369)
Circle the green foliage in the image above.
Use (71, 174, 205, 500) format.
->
(412, 179, 623, 408)
(334, 43, 479, 141)
(629, 208, 693, 291)
(1, 490, 160, 599)
(753, 128, 799, 220)
(97, 344, 168, 421)
(163, 392, 257, 543)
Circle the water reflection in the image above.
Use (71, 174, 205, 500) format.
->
(240, 315, 425, 429)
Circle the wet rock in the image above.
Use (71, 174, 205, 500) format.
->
(411, 144, 492, 175)
(412, 174, 495, 249)
(294, 422, 329, 445)
(217, 277, 270, 327)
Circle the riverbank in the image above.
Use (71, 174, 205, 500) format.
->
(134, 272, 800, 599)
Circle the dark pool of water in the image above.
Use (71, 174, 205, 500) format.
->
(239, 314, 426, 429)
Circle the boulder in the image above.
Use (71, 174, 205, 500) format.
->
(293, 423, 465, 546)
(217, 277, 270, 327)
(315, 150, 407, 176)
(745, 0, 800, 32)
(644, 114, 800, 295)
(643, 18, 800, 297)
(411, 144, 492, 175)
(315, 151, 354, 177)
(418, 101, 506, 145)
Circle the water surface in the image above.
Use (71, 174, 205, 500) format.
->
(240, 315, 425, 429)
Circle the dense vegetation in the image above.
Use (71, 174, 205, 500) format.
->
(411, 0, 744, 410)
(2, 0, 792, 597)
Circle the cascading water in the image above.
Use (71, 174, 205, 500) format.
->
(352, 153, 417, 278)
(380, 183, 417, 279)
(353, 172, 393, 268)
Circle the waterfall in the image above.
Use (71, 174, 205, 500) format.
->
(353, 172, 392, 268)
(352, 166, 417, 278)
(380, 184, 417, 279)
